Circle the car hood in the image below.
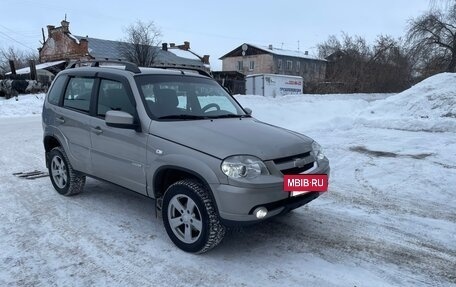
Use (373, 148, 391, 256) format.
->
(149, 118, 313, 160)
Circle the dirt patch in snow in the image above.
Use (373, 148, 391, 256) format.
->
(349, 146, 433, 159)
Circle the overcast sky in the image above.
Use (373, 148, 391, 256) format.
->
(1, 0, 431, 70)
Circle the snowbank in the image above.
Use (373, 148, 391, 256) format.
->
(359, 73, 456, 132)
(236, 73, 456, 133)
(235, 94, 381, 133)
(368, 73, 456, 119)
(0, 93, 45, 118)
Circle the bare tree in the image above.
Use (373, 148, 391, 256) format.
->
(406, 3, 456, 73)
(318, 34, 411, 93)
(120, 20, 162, 67)
(0, 46, 38, 75)
(429, 0, 456, 10)
(368, 36, 412, 92)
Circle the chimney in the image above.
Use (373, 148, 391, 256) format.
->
(46, 25, 55, 37)
(80, 38, 88, 53)
(170, 43, 175, 48)
(304, 51, 308, 55)
(162, 43, 168, 51)
(268, 44, 273, 50)
(61, 20, 70, 33)
(183, 41, 190, 50)
(202, 55, 210, 64)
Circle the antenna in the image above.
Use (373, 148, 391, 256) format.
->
(65, 13, 67, 21)
(298, 40, 300, 51)
(281, 42, 284, 49)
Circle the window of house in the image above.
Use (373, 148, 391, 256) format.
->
(249, 61, 255, 71)
(296, 61, 301, 72)
(237, 61, 243, 71)
(63, 77, 94, 112)
(286, 60, 293, 71)
(278, 59, 282, 70)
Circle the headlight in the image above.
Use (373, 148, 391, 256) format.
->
(312, 141, 325, 161)
(221, 155, 269, 179)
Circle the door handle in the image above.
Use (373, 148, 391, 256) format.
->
(56, 117, 65, 123)
(91, 127, 103, 135)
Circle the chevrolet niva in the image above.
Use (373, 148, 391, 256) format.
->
(42, 61, 330, 253)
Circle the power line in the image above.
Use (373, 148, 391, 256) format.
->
(0, 24, 38, 36)
(0, 30, 36, 51)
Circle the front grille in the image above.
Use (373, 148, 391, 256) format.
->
(272, 151, 315, 175)
(281, 162, 315, 174)
(273, 152, 311, 165)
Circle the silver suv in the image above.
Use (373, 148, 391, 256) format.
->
(42, 61, 330, 253)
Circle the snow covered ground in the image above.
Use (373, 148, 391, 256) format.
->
(0, 73, 455, 286)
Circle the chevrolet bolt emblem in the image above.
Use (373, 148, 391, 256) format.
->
(293, 158, 306, 168)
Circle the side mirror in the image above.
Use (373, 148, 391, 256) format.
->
(105, 110, 138, 130)
(244, 107, 252, 116)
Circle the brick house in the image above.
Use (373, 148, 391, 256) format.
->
(39, 20, 209, 70)
(219, 43, 326, 82)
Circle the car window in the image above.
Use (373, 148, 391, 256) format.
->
(97, 79, 135, 117)
(47, 75, 66, 105)
(63, 77, 94, 112)
(196, 88, 237, 114)
(135, 75, 245, 119)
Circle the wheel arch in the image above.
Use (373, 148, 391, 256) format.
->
(153, 166, 220, 215)
(44, 135, 63, 168)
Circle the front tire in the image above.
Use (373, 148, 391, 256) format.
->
(48, 147, 85, 196)
(162, 179, 225, 253)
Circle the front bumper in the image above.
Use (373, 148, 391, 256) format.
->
(210, 160, 330, 226)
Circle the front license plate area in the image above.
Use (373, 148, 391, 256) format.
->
(283, 174, 329, 194)
(291, 191, 308, 197)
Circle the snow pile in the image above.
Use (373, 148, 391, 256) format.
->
(360, 73, 456, 132)
(236, 73, 456, 133)
(0, 93, 45, 118)
(235, 94, 387, 133)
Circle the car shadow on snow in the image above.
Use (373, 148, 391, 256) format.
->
(76, 178, 346, 256)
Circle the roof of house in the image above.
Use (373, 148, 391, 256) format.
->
(220, 43, 325, 61)
(6, 60, 66, 75)
(74, 35, 206, 67)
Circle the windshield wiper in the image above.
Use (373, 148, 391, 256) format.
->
(209, 114, 250, 119)
(157, 114, 209, 120)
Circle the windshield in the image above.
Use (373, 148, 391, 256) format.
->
(135, 74, 247, 120)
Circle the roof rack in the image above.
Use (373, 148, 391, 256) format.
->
(150, 65, 212, 77)
(66, 59, 141, 74)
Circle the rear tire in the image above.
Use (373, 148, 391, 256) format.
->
(162, 179, 225, 253)
(48, 147, 85, 196)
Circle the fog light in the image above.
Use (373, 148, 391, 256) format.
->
(254, 207, 268, 219)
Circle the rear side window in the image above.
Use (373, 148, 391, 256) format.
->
(63, 77, 95, 112)
(47, 76, 66, 105)
(97, 79, 135, 117)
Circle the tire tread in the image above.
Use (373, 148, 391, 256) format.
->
(49, 147, 85, 196)
(165, 179, 225, 253)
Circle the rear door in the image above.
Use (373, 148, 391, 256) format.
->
(89, 74, 148, 194)
(53, 74, 96, 173)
